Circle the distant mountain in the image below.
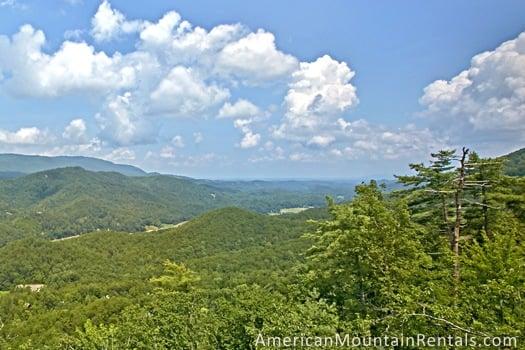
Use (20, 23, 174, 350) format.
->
(0, 154, 146, 177)
(502, 147, 525, 176)
(0, 167, 354, 243)
(0, 171, 25, 179)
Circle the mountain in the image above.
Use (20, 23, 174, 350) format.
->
(0, 167, 352, 243)
(0, 207, 323, 289)
(0, 171, 25, 179)
(0, 167, 234, 242)
(0, 207, 327, 347)
(0, 153, 146, 177)
(503, 147, 525, 176)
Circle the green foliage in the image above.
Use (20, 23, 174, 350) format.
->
(305, 181, 433, 333)
(0, 149, 523, 349)
(150, 261, 200, 291)
(0, 167, 350, 243)
(502, 147, 525, 176)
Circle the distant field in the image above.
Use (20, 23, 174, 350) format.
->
(145, 221, 188, 232)
(269, 207, 314, 215)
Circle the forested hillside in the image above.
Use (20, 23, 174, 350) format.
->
(503, 147, 525, 176)
(0, 167, 352, 243)
(0, 148, 522, 349)
(0, 208, 327, 348)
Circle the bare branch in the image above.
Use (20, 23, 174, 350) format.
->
(424, 189, 455, 194)
(463, 198, 502, 209)
(409, 313, 490, 337)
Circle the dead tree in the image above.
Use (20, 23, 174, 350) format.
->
(452, 147, 469, 282)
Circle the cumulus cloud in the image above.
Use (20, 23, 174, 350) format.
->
(273, 55, 358, 143)
(63, 118, 87, 141)
(171, 135, 185, 148)
(331, 119, 445, 160)
(0, 127, 51, 145)
(150, 66, 229, 117)
(3, 0, 448, 166)
(0, 1, 299, 152)
(233, 118, 261, 148)
(96, 92, 155, 146)
(218, 99, 261, 119)
(105, 147, 136, 161)
(420, 31, 525, 144)
(139, 11, 181, 47)
(0, 25, 136, 97)
(159, 145, 176, 159)
(91, 0, 144, 42)
(139, 13, 244, 67)
(215, 30, 298, 84)
(46, 137, 103, 157)
(308, 135, 335, 148)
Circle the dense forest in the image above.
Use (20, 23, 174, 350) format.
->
(0, 167, 356, 243)
(0, 148, 523, 349)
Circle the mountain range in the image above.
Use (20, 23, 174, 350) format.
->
(0, 166, 356, 244)
(0, 154, 146, 177)
(0, 148, 522, 245)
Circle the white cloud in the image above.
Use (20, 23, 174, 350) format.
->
(333, 119, 444, 160)
(63, 118, 88, 141)
(139, 13, 244, 67)
(215, 29, 298, 84)
(4, 1, 440, 166)
(289, 152, 313, 162)
(139, 11, 181, 47)
(171, 135, 185, 148)
(308, 135, 335, 148)
(218, 99, 261, 119)
(96, 92, 155, 145)
(263, 116, 445, 163)
(105, 147, 136, 161)
(239, 131, 260, 149)
(273, 55, 358, 144)
(420, 31, 525, 144)
(233, 118, 261, 149)
(46, 138, 103, 156)
(150, 66, 229, 117)
(0, 127, 51, 145)
(91, 0, 144, 42)
(159, 145, 176, 159)
(0, 25, 137, 97)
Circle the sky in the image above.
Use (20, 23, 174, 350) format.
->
(0, 0, 524, 179)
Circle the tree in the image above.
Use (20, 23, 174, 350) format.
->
(395, 149, 456, 234)
(150, 260, 200, 292)
(304, 181, 432, 334)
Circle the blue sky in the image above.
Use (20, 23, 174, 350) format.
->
(0, 0, 524, 178)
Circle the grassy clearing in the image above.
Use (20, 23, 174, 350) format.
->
(269, 207, 314, 215)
